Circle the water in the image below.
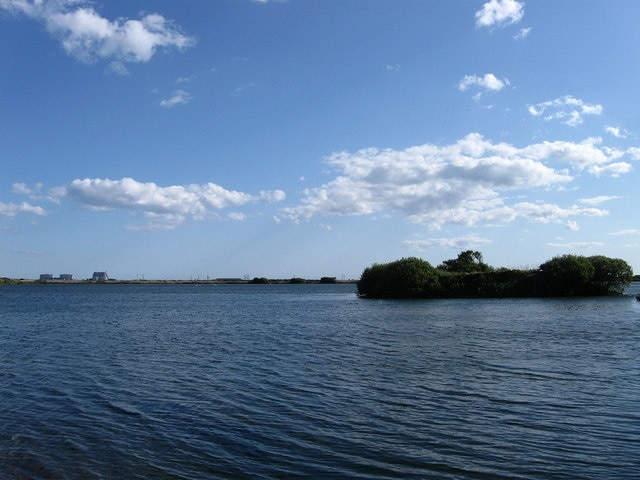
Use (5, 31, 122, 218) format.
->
(1, 283, 639, 479)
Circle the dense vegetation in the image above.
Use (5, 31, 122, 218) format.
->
(357, 251, 633, 299)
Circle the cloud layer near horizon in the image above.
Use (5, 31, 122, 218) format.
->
(10, 133, 637, 232)
(4, 178, 285, 229)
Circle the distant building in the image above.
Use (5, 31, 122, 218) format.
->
(92, 272, 109, 281)
(39, 274, 54, 281)
(59, 274, 73, 280)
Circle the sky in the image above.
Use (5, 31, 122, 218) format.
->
(2, 0, 640, 280)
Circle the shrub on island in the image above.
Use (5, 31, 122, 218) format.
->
(357, 251, 633, 299)
(249, 277, 270, 284)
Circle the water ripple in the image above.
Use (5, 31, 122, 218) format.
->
(1, 284, 639, 479)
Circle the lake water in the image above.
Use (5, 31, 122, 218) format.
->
(1, 283, 639, 479)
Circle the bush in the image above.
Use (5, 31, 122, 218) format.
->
(319, 277, 337, 284)
(249, 277, 270, 284)
(358, 257, 440, 298)
(358, 252, 632, 299)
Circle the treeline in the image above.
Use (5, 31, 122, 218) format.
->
(248, 276, 339, 284)
(357, 251, 633, 299)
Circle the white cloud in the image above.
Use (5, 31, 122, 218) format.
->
(605, 126, 628, 138)
(386, 64, 401, 72)
(579, 195, 620, 206)
(11, 181, 63, 204)
(227, 212, 246, 221)
(476, 0, 524, 28)
(610, 229, 640, 236)
(0, 201, 47, 216)
(528, 95, 603, 127)
(0, 1, 194, 68)
(513, 27, 532, 40)
(566, 220, 579, 231)
(545, 241, 604, 249)
(63, 178, 285, 228)
(522, 137, 624, 171)
(404, 235, 492, 252)
(11, 182, 42, 196)
(160, 89, 193, 108)
(588, 162, 632, 177)
(458, 73, 509, 93)
(626, 147, 640, 160)
(277, 133, 628, 229)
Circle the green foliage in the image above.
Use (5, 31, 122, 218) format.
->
(538, 254, 595, 296)
(587, 255, 633, 295)
(319, 276, 337, 284)
(289, 277, 306, 284)
(357, 257, 440, 298)
(538, 254, 633, 296)
(358, 251, 633, 299)
(438, 250, 491, 273)
(249, 277, 270, 284)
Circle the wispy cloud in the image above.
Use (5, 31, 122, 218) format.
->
(605, 126, 628, 138)
(476, 0, 524, 28)
(0, 201, 47, 217)
(528, 95, 603, 127)
(545, 241, 604, 249)
(160, 90, 193, 108)
(404, 235, 492, 252)
(579, 195, 620, 206)
(513, 27, 532, 40)
(610, 229, 640, 236)
(0, 1, 194, 72)
(276, 133, 628, 229)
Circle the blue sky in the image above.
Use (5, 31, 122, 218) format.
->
(2, 0, 640, 280)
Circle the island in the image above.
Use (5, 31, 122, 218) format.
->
(357, 251, 633, 299)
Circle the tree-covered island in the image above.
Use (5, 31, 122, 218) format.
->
(357, 251, 633, 299)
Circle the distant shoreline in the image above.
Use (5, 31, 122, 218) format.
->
(0, 278, 358, 285)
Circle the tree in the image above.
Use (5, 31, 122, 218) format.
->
(538, 254, 595, 296)
(438, 250, 491, 273)
(587, 255, 633, 295)
(357, 257, 440, 298)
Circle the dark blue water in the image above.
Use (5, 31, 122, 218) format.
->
(1, 283, 639, 479)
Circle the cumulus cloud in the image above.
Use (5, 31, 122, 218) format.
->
(277, 133, 628, 229)
(63, 178, 285, 228)
(0, 201, 47, 216)
(528, 95, 603, 127)
(458, 73, 509, 103)
(0, 1, 194, 71)
(476, 0, 524, 28)
(459, 73, 509, 92)
(404, 235, 492, 252)
(160, 89, 193, 108)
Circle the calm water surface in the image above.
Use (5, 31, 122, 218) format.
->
(1, 283, 639, 479)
